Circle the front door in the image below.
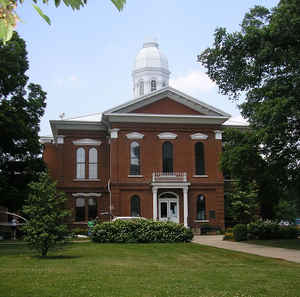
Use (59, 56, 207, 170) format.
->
(159, 198, 179, 223)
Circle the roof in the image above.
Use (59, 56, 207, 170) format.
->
(103, 87, 231, 118)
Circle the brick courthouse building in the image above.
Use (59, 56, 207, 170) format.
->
(42, 41, 236, 231)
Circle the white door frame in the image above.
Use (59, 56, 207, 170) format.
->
(158, 192, 179, 223)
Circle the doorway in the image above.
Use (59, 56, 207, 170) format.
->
(158, 192, 179, 223)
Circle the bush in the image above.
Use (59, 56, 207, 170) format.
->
(233, 224, 247, 241)
(91, 219, 193, 243)
(247, 219, 298, 240)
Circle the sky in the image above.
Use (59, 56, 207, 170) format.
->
(16, 0, 279, 136)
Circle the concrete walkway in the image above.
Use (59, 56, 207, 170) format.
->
(193, 235, 300, 264)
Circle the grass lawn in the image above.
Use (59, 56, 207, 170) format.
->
(247, 238, 300, 251)
(1, 242, 300, 297)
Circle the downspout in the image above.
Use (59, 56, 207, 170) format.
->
(102, 117, 112, 221)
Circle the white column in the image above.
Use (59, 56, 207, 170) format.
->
(183, 187, 188, 227)
(152, 187, 158, 221)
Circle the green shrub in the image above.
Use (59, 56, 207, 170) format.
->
(91, 219, 193, 243)
(247, 219, 298, 240)
(233, 224, 247, 241)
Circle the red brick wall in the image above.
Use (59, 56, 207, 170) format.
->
(43, 121, 225, 230)
(132, 97, 203, 115)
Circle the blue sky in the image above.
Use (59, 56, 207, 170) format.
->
(16, 0, 279, 136)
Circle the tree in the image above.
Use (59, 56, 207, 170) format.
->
(225, 180, 259, 226)
(0, 0, 127, 43)
(22, 172, 70, 257)
(0, 32, 46, 211)
(199, 0, 300, 214)
(221, 128, 282, 219)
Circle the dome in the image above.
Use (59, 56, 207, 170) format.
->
(134, 41, 169, 72)
(132, 40, 170, 98)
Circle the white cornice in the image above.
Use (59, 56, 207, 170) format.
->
(126, 132, 144, 139)
(104, 113, 229, 125)
(190, 133, 208, 140)
(72, 193, 102, 197)
(50, 120, 106, 138)
(72, 139, 102, 146)
(158, 132, 177, 140)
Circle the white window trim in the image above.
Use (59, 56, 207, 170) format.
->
(73, 139, 102, 146)
(72, 193, 102, 197)
(158, 132, 177, 140)
(126, 132, 144, 139)
(190, 133, 208, 140)
(193, 175, 208, 178)
(73, 179, 101, 182)
(194, 220, 209, 223)
(128, 175, 144, 178)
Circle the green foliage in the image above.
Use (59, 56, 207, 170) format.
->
(22, 172, 70, 256)
(233, 224, 247, 241)
(92, 219, 193, 243)
(200, 0, 300, 217)
(247, 219, 298, 240)
(274, 199, 297, 223)
(222, 129, 282, 220)
(225, 181, 259, 225)
(0, 0, 126, 43)
(0, 32, 46, 211)
(72, 227, 88, 236)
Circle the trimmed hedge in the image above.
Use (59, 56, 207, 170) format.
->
(233, 224, 247, 241)
(247, 220, 298, 240)
(91, 219, 193, 243)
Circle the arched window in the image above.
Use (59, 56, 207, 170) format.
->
(196, 194, 206, 220)
(151, 80, 157, 91)
(89, 148, 98, 179)
(195, 142, 205, 175)
(76, 148, 85, 179)
(162, 141, 173, 173)
(139, 80, 144, 96)
(75, 198, 85, 221)
(131, 195, 140, 217)
(130, 142, 140, 175)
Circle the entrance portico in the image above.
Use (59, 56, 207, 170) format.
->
(152, 172, 190, 227)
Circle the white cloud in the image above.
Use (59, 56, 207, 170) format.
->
(170, 70, 215, 95)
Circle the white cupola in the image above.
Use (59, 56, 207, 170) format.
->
(132, 40, 170, 98)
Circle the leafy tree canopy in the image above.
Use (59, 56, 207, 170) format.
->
(199, 0, 300, 205)
(0, 0, 126, 42)
(22, 172, 70, 257)
(0, 32, 46, 211)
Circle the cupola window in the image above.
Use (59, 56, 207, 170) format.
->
(139, 80, 144, 96)
(151, 80, 157, 92)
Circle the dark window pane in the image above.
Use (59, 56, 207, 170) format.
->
(196, 195, 206, 220)
(195, 142, 205, 175)
(75, 198, 85, 222)
(131, 196, 140, 217)
(209, 210, 216, 219)
(88, 198, 97, 220)
(160, 202, 168, 218)
(162, 141, 173, 173)
(130, 142, 140, 175)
